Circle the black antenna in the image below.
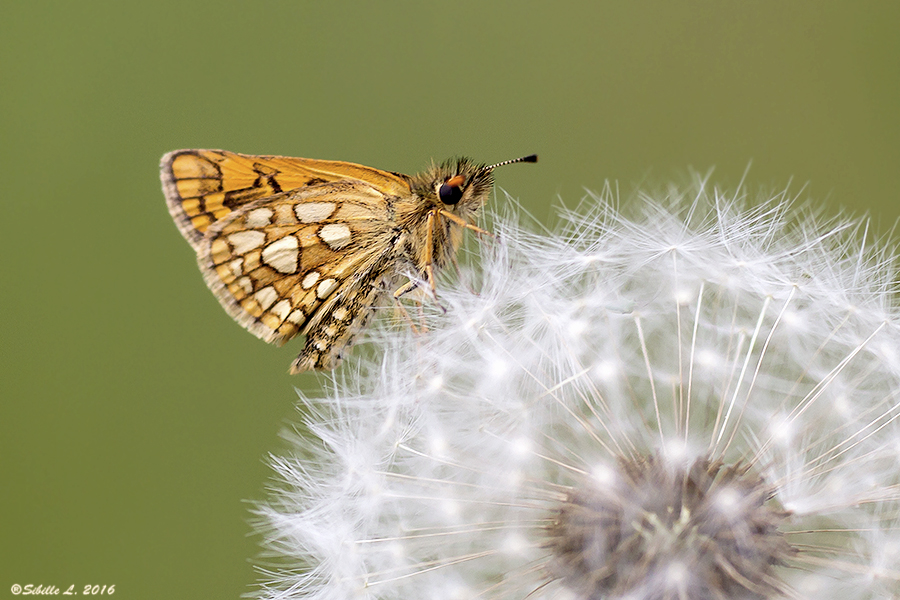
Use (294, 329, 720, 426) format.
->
(482, 154, 538, 172)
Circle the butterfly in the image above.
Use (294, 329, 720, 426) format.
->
(161, 149, 536, 373)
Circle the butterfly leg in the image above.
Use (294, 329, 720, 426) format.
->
(391, 209, 440, 299)
(390, 294, 424, 334)
(391, 210, 446, 314)
(392, 211, 441, 297)
(436, 209, 494, 239)
(424, 210, 448, 314)
(393, 279, 420, 298)
(424, 209, 439, 297)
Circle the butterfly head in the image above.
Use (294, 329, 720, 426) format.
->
(416, 154, 538, 221)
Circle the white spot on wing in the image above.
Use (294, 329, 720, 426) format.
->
(270, 299, 292, 321)
(254, 286, 278, 310)
(228, 230, 266, 254)
(237, 277, 252, 294)
(319, 223, 352, 250)
(302, 271, 320, 289)
(261, 235, 299, 274)
(287, 309, 305, 325)
(245, 207, 273, 228)
(294, 202, 336, 223)
(228, 258, 243, 278)
(317, 278, 338, 299)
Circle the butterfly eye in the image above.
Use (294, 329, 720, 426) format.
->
(439, 175, 465, 205)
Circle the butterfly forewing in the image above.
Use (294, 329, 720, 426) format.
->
(161, 149, 411, 250)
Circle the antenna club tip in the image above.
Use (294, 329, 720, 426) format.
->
(482, 153, 540, 172)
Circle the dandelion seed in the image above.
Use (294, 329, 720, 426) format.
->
(254, 178, 900, 600)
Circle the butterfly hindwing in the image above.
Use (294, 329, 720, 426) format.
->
(196, 180, 402, 353)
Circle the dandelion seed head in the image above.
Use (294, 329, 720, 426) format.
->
(256, 181, 900, 600)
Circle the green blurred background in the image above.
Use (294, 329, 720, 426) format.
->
(2, 2, 898, 598)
